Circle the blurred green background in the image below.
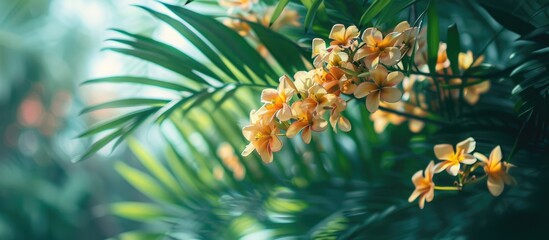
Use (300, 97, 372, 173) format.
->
(0, 0, 182, 238)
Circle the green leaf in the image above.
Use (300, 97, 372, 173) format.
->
(245, 20, 308, 74)
(110, 29, 222, 82)
(426, 0, 439, 75)
(80, 98, 170, 115)
(358, 0, 392, 28)
(110, 202, 168, 221)
(82, 76, 195, 92)
(136, 6, 238, 81)
(304, 0, 324, 32)
(127, 138, 184, 197)
(115, 161, 176, 203)
(158, 3, 279, 83)
(104, 47, 206, 85)
(446, 23, 461, 75)
(77, 108, 158, 138)
(75, 128, 125, 162)
(269, 0, 290, 27)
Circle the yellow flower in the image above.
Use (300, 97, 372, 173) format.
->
(474, 146, 516, 197)
(329, 24, 360, 47)
(353, 28, 401, 68)
(394, 21, 418, 56)
(318, 67, 347, 95)
(302, 85, 337, 114)
(219, 0, 258, 11)
(409, 161, 436, 209)
(294, 70, 319, 98)
(242, 109, 283, 163)
(257, 75, 295, 121)
(353, 66, 404, 112)
(329, 97, 351, 132)
(433, 137, 477, 176)
(286, 101, 328, 143)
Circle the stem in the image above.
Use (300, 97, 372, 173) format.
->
(434, 186, 460, 191)
(378, 105, 447, 126)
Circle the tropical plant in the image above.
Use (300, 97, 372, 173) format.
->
(80, 0, 549, 238)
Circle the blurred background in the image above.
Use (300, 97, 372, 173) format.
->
(0, 0, 190, 238)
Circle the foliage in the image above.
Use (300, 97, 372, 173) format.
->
(79, 0, 549, 239)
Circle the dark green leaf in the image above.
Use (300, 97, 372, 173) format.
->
(82, 76, 195, 92)
(446, 23, 461, 75)
(427, 0, 439, 75)
(358, 0, 392, 28)
(304, 0, 324, 32)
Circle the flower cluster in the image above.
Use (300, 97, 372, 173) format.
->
(241, 22, 424, 163)
(409, 137, 516, 209)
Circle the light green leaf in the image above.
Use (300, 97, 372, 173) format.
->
(304, 0, 324, 32)
(269, 0, 290, 27)
(80, 98, 170, 115)
(359, 0, 392, 28)
(110, 202, 168, 221)
(115, 161, 175, 203)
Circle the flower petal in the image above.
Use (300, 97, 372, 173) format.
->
(433, 161, 451, 173)
(338, 117, 351, 132)
(419, 195, 426, 209)
(286, 121, 309, 138)
(434, 144, 454, 161)
(380, 87, 402, 103)
(270, 136, 283, 152)
(301, 127, 312, 144)
(461, 154, 476, 165)
(411, 170, 423, 185)
(241, 143, 255, 156)
(456, 137, 476, 154)
(380, 47, 401, 66)
(490, 145, 502, 163)
(446, 163, 460, 176)
(261, 88, 278, 103)
(487, 175, 504, 197)
(385, 71, 404, 87)
(312, 38, 326, 58)
(474, 152, 489, 163)
(354, 82, 378, 98)
(362, 28, 382, 45)
(408, 189, 421, 203)
(366, 91, 380, 112)
(394, 21, 410, 33)
(329, 24, 345, 41)
(370, 66, 388, 86)
(276, 103, 292, 121)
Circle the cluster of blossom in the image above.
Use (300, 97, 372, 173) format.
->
(241, 21, 422, 163)
(409, 137, 516, 209)
(370, 32, 491, 133)
(214, 143, 246, 180)
(219, 0, 301, 56)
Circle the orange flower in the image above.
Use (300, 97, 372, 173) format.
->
(242, 109, 283, 163)
(318, 67, 347, 94)
(354, 66, 403, 112)
(433, 137, 477, 176)
(329, 97, 351, 132)
(302, 85, 337, 114)
(329, 24, 359, 47)
(353, 28, 401, 68)
(286, 101, 328, 143)
(257, 76, 295, 121)
(458, 51, 490, 104)
(474, 146, 516, 197)
(409, 161, 436, 209)
(394, 21, 418, 56)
